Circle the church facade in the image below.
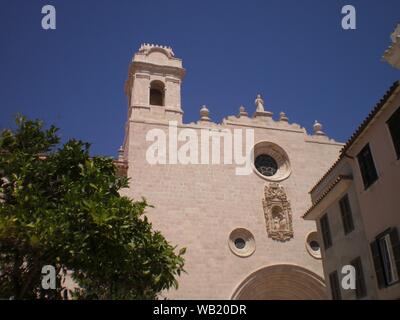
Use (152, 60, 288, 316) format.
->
(118, 44, 344, 299)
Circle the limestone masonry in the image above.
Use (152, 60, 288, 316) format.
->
(118, 44, 344, 299)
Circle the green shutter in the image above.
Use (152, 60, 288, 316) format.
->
(329, 271, 341, 300)
(321, 215, 332, 249)
(389, 227, 400, 279)
(351, 257, 367, 299)
(387, 106, 400, 159)
(339, 199, 347, 233)
(345, 196, 354, 231)
(370, 241, 386, 289)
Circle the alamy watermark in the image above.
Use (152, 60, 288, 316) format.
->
(341, 265, 356, 290)
(41, 5, 56, 30)
(41, 265, 56, 290)
(40, 5, 356, 32)
(341, 5, 356, 30)
(39, 263, 358, 292)
(145, 121, 254, 176)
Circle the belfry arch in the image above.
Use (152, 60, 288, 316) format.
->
(231, 264, 327, 300)
(149, 80, 165, 106)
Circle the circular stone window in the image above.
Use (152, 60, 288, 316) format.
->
(229, 228, 256, 258)
(306, 231, 322, 259)
(234, 238, 246, 249)
(252, 141, 291, 181)
(255, 154, 278, 177)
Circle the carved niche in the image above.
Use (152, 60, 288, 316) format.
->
(262, 183, 293, 242)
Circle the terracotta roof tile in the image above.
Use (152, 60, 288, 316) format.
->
(303, 175, 353, 218)
(309, 80, 400, 195)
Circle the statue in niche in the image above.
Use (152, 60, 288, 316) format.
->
(262, 183, 294, 242)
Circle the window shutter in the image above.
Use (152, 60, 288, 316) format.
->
(357, 144, 378, 188)
(358, 152, 368, 187)
(387, 106, 400, 159)
(389, 227, 400, 278)
(339, 200, 348, 232)
(321, 215, 332, 249)
(345, 197, 354, 231)
(351, 257, 367, 299)
(329, 271, 341, 300)
(370, 241, 386, 289)
(339, 195, 354, 235)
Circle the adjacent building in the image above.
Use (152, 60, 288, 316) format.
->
(303, 81, 400, 299)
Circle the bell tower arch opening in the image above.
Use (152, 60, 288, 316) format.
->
(231, 264, 327, 300)
(149, 80, 165, 106)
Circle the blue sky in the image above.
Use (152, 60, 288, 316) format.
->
(0, 0, 399, 156)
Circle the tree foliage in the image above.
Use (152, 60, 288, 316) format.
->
(0, 116, 185, 299)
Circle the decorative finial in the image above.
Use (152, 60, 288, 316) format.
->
(279, 112, 289, 122)
(313, 120, 325, 135)
(200, 105, 211, 121)
(118, 146, 124, 160)
(255, 94, 264, 112)
(390, 24, 400, 43)
(239, 105, 248, 117)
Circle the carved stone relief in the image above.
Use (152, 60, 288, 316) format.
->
(262, 183, 294, 241)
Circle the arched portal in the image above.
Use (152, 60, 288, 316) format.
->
(231, 264, 327, 300)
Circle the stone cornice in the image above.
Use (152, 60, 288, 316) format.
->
(130, 62, 186, 79)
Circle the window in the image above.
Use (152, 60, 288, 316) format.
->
(387, 106, 400, 159)
(320, 214, 332, 249)
(339, 194, 354, 235)
(329, 271, 341, 300)
(254, 154, 278, 177)
(379, 234, 399, 285)
(229, 228, 256, 257)
(306, 231, 321, 259)
(309, 241, 320, 252)
(350, 257, 367, 299)
(252, 141, 291, 182)
(370, 228, 400, 288)
(234, 238, 246, 249)
(149, 80, 165, 106)
(357, 144, 378, 189)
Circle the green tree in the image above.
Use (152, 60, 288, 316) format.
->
(0, 116, 185, 299)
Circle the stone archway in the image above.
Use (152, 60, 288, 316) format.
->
(231, 264, 327, 300)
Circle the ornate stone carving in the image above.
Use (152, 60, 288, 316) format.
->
(262, 183, 293, 241)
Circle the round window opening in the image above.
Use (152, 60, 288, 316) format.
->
(306, 232, 322, 259)
(251, 141, 291, 182)
(255, 154, 278, 177)
(309, 240, 320, 252)
(229, 228, 255, 258)
(234, 238, 246, 250)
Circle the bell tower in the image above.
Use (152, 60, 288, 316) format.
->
(124, 44, 186, 122)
